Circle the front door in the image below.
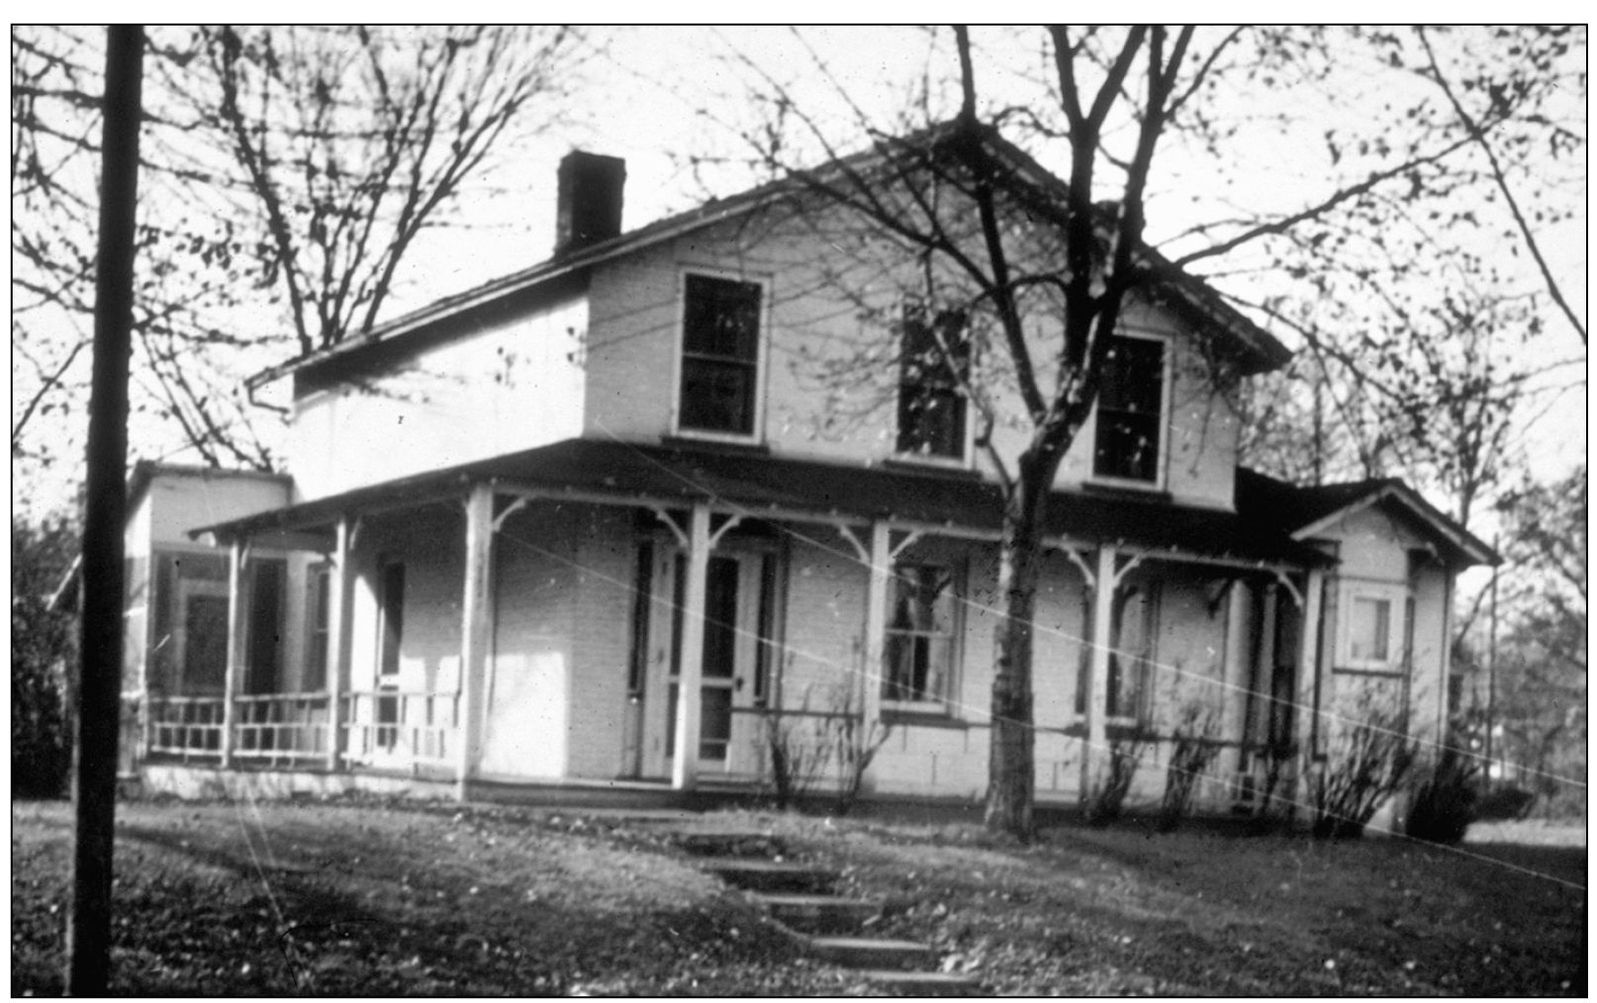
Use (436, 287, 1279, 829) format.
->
(640, 546, 775, 780)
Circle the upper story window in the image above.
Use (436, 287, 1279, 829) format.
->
(883, 562, 959, 709)
(896, 306, 969, 460)
(1093, 334, 1166, 484)
(678, 274, 762, 437)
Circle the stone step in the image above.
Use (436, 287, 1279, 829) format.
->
(672, 829, 786, 857)
(806, 935, 937, 970)
(853, 968, 984, 996)
(699, 858, 836, 893)
(755, 892, 881, 933)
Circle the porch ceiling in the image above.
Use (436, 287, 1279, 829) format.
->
(192, 437, 1326, 567)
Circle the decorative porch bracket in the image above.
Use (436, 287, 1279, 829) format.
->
(648, 504, 741, 552)
(491, 495, 529, 534)
(220, 538, 253, 769)
(1062, 547, 1096, 591)
(1271, 568, 1305, 609)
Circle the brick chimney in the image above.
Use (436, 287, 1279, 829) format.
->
(555, 150, 626, 254)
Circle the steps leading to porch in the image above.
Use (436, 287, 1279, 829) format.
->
(756, 892, 882, 934)
(698, 858, 837, 894)
(680, 826, 984, 995)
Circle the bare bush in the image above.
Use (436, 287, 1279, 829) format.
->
(1313, 695, 1417, 839)
(1158, 703, 1221, 831)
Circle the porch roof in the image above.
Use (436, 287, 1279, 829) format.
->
(194, 438, 1326, 569)
(1236, 467, 1499, 568)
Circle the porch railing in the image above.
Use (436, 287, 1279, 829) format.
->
(142, 689, 460, 773)
(146, 695, 227, 760)
(231, 693, 333, 765)
(341, 690, 459, 769)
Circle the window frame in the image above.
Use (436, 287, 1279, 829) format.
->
(1089, 330, 1172, 490)
(893, 304, 973, 467)
(304, 562, 332, 693)
(881, 559, 965, 715)
(1339, 581, 1409, 673)
(175, 576, 231, 696)
(671, 269, 770, 444)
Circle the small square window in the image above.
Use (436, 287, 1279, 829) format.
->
(1340, 586, 1407, 671)
(678, 274, 762, 436)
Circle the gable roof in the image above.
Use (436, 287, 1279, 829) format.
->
(193, 437, 1325, 569)
(1236, 467, 1499, 568)
(251, 122, 1290, 391)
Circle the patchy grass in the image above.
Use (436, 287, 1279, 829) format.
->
(11, 798, 1585, 996)
(10, 798, 838, 996)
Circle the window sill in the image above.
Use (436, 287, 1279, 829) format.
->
(1081, 479, 1171, 503)
(882, 705, 968, 728)
(661, 433, 769, 456)
(1330, 663, 1407, 678)
(880, 455, 981, 479)
(1060, 720, 1158, 740)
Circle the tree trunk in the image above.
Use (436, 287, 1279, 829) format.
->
(66, 24, 143, 995)
(985, 456, 1052, 841)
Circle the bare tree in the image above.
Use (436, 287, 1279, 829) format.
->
(722, 25, 1583, 840)
(178, 25, 583, 355)
(12, 26, 585, 480)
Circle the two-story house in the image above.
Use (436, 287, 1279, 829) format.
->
(128, 129, 1496, 823)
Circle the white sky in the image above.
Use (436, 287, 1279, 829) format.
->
(391, 26, 1587, 483)
(8, 25, 1587, 525)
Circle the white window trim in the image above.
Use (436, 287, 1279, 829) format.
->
(670, 268, 771, 445)
(880, 559, 965, 715)
(1338, 581, 1409, 672)
(891, 305, 975, 469)
(1087, 328, 1173, 492)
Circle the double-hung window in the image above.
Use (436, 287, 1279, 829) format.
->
(883, 562, 959, 708)
(1093, 334, 1166, 484)
(305, 565, 331, 692)
(678, 273, 762, 437)
(896, 306, 970, 460)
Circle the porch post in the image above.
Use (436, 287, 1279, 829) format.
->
(220, 537, 251, 769)
(861, 521, 890, 730)
(1254, 584, 1279, 745)
(1220, 580, 1249, 780)
(1080, 545, 1116, 801)
(1294, 569, 1326, 803)
(671, 502, 712, 790)
(324, 515, 354, 772)
(457, 483, 495, 801)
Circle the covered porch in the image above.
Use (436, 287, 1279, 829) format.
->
(143, 437, 1332, 813)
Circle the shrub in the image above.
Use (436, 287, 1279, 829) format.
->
(1158, 703, 1220, 832)
(1405, 747, 1481, 844)
(1083, 732, 1148, 826)
(817, 682, 891, 816)
(1474, 783, 1536, 821)
(759, 690, 833, 810)
(1313, 697, 1417, 839)
(11, 598, 74, 798)
(759, 681, 891, 814)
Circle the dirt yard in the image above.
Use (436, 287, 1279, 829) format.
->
(10, 797, 1585, 995)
